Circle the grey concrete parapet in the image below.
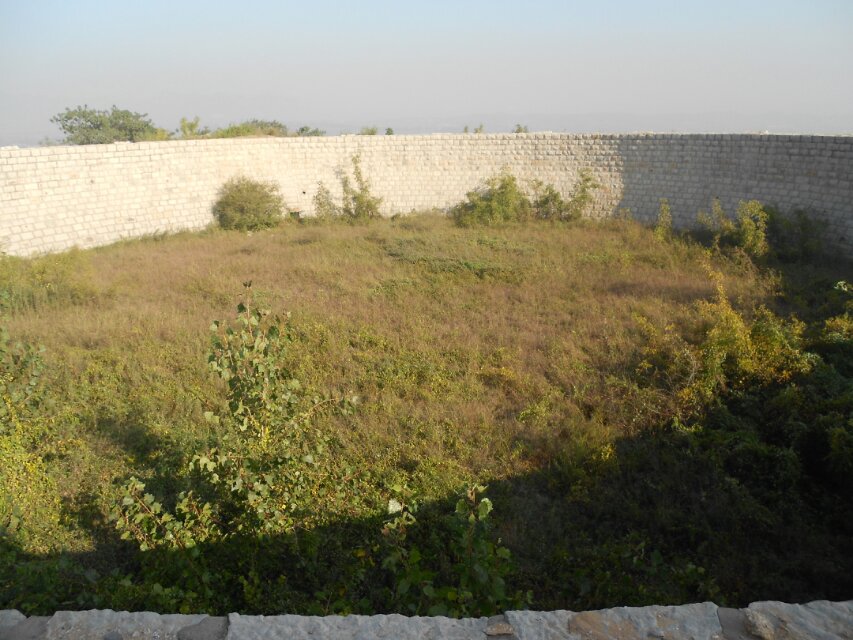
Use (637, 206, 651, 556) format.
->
(1, 600, 851, 640)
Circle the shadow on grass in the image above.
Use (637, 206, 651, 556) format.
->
(4, 387, 852, 616)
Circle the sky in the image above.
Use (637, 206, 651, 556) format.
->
(1, 0, 852, 145)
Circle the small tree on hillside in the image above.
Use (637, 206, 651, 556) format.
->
(51, 105, 163, 144)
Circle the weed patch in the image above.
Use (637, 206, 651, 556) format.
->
(313, 155, 383, 222)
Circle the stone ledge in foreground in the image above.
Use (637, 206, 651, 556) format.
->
(1, 599, 850, 640)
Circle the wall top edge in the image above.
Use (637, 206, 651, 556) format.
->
(2, 132, 852, 155)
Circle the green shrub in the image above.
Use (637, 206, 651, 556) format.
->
(212, 119, 288, 138)
(382, 484, 529, 617)
(698, 199, 769, 259)
(735, 200, 770, 258)
(51, 105, 160, 144)
(566, 169, 599, 219)
(137, 128, 173, 141)
(636, 271, 813, 420)
(111, 290, 337, 606)
(451, 172, 532, 227)
(178, 117, 210, 139)
(341, 155, 383, 220)
(294, 126, 325, 137)
(452, 170, 598, 226)
(0, 327, 44, 415)
(312, 182, 339, 219)
(654, 198, 673, 242)
(766, 208, 824, 262)
(179, 119, 322, 140)
(530, 181, 571, 220)
(312, 155, 382, 222)
(551, 532, 720, 610)
(697, 199, 735, 244)
(529, 170, 599, 222)
(213, 177, 285, 231)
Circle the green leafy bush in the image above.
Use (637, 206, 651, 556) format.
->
(551, 532, 720, 609)
(654, 198, 673, 242)
(0, 327, 44, 415)
(698, 199, 770, 259)
(451, 172, 532, 227)
(382, 484, 529, 617)
(567, 169, 600, 219)
(636, 271, 814, 421)
(110, 289, 341, 610)
(211, 120, 288, 138)
(213, 177, 285, 231)
(341, 155, 383, 220)
(295, 125, 325, 137)
(534, 170, 600, 222)
(734, 200, 770, 258)
(452, 170, 598, 226)
(766, 208, 825, 262)
(51, 105, 162, 144)
(178, 117, 210, 139)
(177, 119, 323, 140)
(312, 155, 382, 222)
(530, 181, 570, 220)
(312, 182, 339, 220)
(114, 290, 329, 542)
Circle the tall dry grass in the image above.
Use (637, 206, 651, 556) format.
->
(1, 216, 778, 521)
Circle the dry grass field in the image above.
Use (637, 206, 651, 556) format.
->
(1, 214, 851, 614)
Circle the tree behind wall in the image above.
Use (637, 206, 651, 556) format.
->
(51, 105, 161, 144)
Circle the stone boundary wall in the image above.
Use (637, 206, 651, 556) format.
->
(2, 600, 851, 639)
(1, 133, 851, 257)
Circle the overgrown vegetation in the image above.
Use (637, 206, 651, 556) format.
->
(211, 119, 289, 138)
(451, 169, 598, 226)
(451, 173, 532, 226)
(51, 105, 169, 144)
(0, 199, 850, 615)
(178, 118, 325, 140)
(698, 198, 770, 260)
(654, 198, 673, 242)
(213, 177, 286, 231)
(49, 107, 326, 144)
(313, 155, 383, 221)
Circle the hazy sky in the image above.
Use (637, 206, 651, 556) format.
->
(1, 0, 852, 145)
